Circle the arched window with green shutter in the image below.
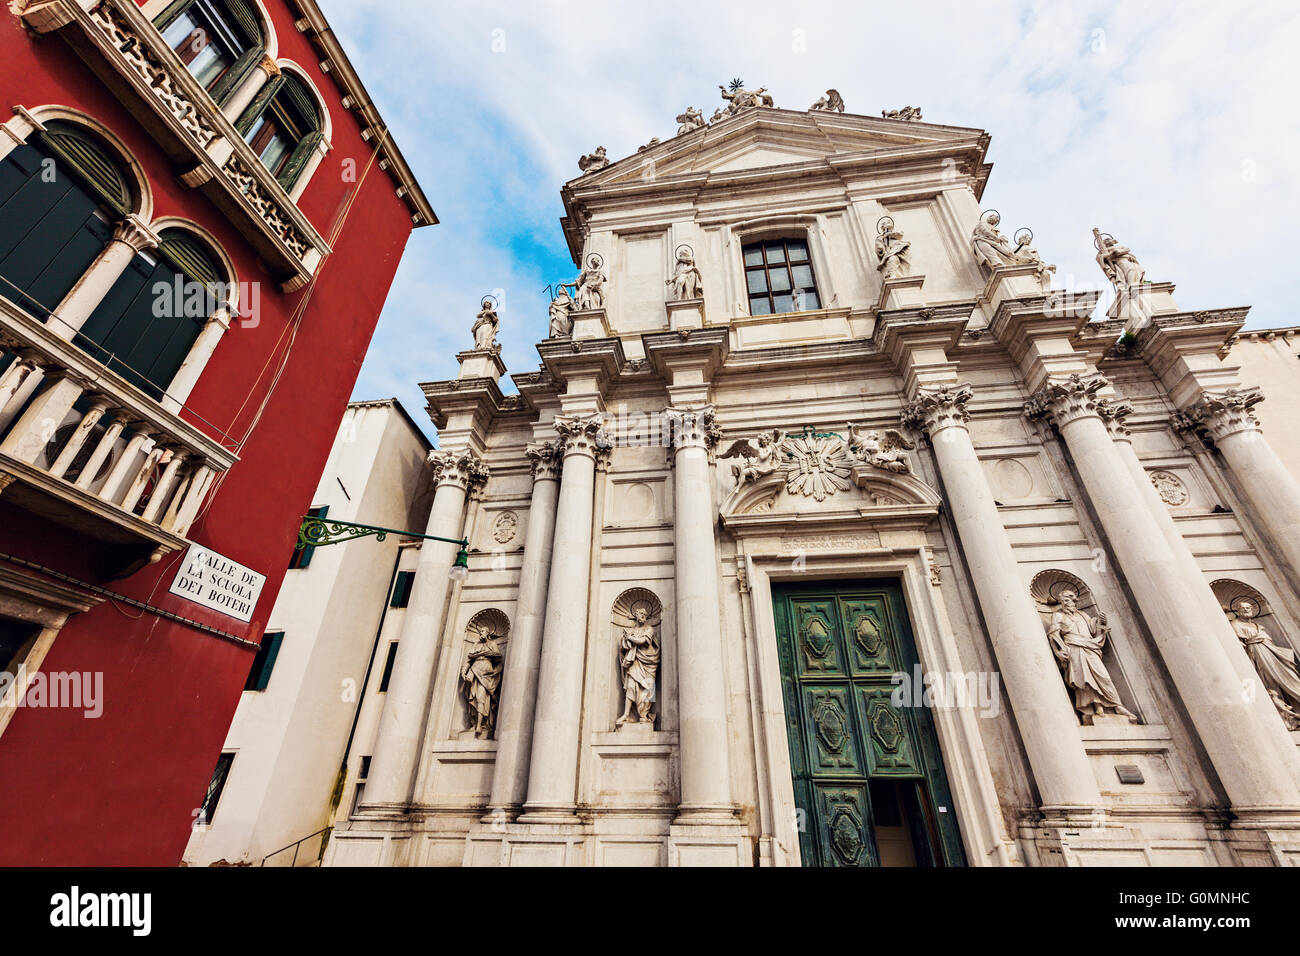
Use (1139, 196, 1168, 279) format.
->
(74, 228, 226, 400)
(236, 72, 324, 191)
(154, 0, 266, 106)
(0, 122, 134, 323)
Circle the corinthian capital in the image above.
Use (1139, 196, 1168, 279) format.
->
(113, 215, 160, 252)
(1023, 373, 1109, 428)
(526, 440, 563, 481)
(428, 448, 490, 492)
(664, 405, 721, 453)
(1188, 386, 1263, 441)
(1096, 398, 1133, 440)
(900, 383, 973, 438)
(554, 412, 608, 458)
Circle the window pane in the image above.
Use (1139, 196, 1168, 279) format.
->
(786, 239, 809, 262)
(378, 642, 399, 692)
(763, 241, 786, 264)
(743, 245, 764, 267)
(746, 270, 769, 295)
(801, 290, 821, 310)
(768, 268, 791, 292)
(198, 753, 235, 825)
(189, 42, 234, 90)
(792, 264, 814, 289)
(749, 295, 772, 316)
(390, 570, 415, 608)
(773, 293, 794, 314)
(162, 11, 201, 53)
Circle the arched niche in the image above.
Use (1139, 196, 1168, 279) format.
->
(611, 588, 663, 730)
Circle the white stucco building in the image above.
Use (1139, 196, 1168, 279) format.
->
(281, 91, 1300, 868)
(184, 399, 431, 866)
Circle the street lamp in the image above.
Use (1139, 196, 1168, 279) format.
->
(297, 515, 472, 580)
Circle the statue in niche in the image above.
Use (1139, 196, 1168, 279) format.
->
(847, 425, 914, 474)
(718, 428, 786, 488)
(461, 621, 506, 738)
(577, 145, 609, 174)
(548, 284, 574, 338)
(676, 106, 705, 134)
(666, 246, 703, 300)
(471, 298, 500, 351)
(971, 211, 1055, 286)
(1228, 598, 1300, 730)
(616, 606, 661, 727)
(809, 89, 845, 112)
(874, 220, 911, 279)
(565, 255, 607, 311)
(1044, 588, 1136, 725)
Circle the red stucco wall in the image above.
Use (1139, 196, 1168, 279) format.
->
(0, 1, 418, 865)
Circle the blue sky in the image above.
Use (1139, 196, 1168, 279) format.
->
(318, 0, 1300, 442)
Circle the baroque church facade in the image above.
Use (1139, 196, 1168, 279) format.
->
(324, 87, 1300, 867)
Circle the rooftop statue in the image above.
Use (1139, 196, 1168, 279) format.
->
(565, 254, 608, 311)
(882, 106, 923, 120)
(971, 211, 1056, 287)
(809, 89, 845, 112)
(675, 106, 705, 134)
(665, 246, 702, 300)
(718, 80, 773, 118)
(874, 217, 911, 279)
(1092, 227, 1146, 296)
(577, 145, 609, 175)
(548, 285, 574, 338)
(471, 297, 500, 351)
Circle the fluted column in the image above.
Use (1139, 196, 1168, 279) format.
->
(664, 405, 736, 821)
(486, 441, 562, 817)
(364, 448, 489, 809)
(1188, 387, 1300, 586)
(1026, 374, 1298, 809)
(1099, 401, 1300, 781)
(901, 384, 1101, 811)
(521, 414, 605, 822)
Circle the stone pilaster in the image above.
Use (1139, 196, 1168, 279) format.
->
(900, 384, 1103, 814)
(363, 448, 489, 811)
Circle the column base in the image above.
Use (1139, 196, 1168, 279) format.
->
(516, 805, 584, 826)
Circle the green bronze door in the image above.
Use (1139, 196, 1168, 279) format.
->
(773, 580, 965, 867)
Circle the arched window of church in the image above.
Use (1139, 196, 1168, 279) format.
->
(154, 0, 267, 105)
(74, 228, 226, 400)
(742, 237, 821, 316)
(0, 121, 133, 323)
(235, 73, 324, 191)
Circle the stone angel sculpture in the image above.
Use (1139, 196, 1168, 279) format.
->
(1228, 598, 1300, 730)
(461, 622, 506, 738)
(471, 298, 500, 351)
(809, 89, 845, 112)
(676, 106, 705, 134)
(577, 145, 609, 175)
(666, 247, 702, 300)
(847, 425, 914, 474)
(616, 605, 661, 727)
(717, 428, 786, 488)
(1041, 587, 1136, 725)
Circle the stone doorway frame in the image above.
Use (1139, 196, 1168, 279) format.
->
(724, 512, 1017, 867)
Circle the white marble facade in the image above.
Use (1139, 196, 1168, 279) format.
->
(323, 101, 1300, 867)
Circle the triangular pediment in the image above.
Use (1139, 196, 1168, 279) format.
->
(569, 107, 988, 188)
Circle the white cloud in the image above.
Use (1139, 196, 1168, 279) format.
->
(321, 0, 1300, 440)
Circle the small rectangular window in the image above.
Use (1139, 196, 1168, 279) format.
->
(740, 238, 821, 316)
(378, 642, 399, 693)
(244, 631, 284, 691)
(351, 756, 371, 816)
(390, 570, 415, 608)
(198, 752, 235, 825)
(289, 505, 329, 569)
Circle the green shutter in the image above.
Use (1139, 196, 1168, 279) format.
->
(235, 74, 283, 134)
(279, 75, 321, 131)
(209, 42, 262, 106)
(277, 129, 322, 191)
(158, 230, 223, 288)
(38, 124, 131, 215)
(250, 631, 283, 691)
(292, 504, 328, 569)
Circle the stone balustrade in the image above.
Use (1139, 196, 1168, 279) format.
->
(0, 296, 236, 557)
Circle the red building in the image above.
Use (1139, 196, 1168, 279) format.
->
(0, 0, 434, 864)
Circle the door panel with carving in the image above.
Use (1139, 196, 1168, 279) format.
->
(773, 580, 964, 867)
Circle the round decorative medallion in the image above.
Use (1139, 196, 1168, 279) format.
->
(1149, 471, 1188, 506)
(491, 510, 518, 544)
